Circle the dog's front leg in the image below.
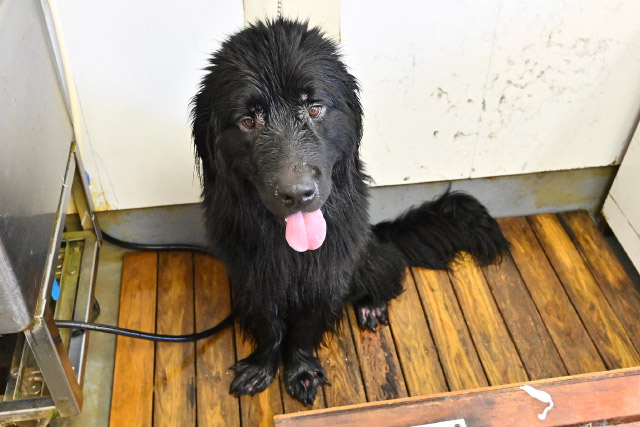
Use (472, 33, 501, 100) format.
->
(229, 313, 284, 397)
(282, 306, 337, 406)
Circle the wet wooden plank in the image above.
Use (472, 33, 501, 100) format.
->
(110, 252, 157, 427)
(194, 255, 240, 427)
(412, 268, 488, 391)
(275, 368, 640, 427)
(387, 270, 448, 396)
(529, 214, 640, 369)
(448, 253, 529, 385)
(499, 217, 606, 375)
(347, 306, 408, 402)
(317, 322, 367, 407)
(235, 328, 284, 427)
(482, 253, 568, 380)
(560, 211, 640, 352)
(154, 252, 196, 426)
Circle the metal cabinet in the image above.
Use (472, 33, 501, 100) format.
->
(0, 0, 101, 423)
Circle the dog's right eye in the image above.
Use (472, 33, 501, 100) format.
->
(240, 118, 255, 129)
(308, 105, 323, 118)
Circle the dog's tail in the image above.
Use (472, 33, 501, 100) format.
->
(372, 190, 509, 270)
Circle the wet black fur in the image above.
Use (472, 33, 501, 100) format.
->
(191, 19, 509, 405)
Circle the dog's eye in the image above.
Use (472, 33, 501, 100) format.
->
(308, 105, 323, 118)
(241, 118, 255, 129)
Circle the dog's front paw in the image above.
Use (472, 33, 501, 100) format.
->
(354, 300, 389, 332)
(229, 353, 278, 396)
(284, 350, 331, 406)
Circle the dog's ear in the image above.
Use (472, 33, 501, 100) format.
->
(333, 71, 368, 189)
(347, 76, 363, 149)
(340, 70, 363, 150)
(190, 86, 217, 181)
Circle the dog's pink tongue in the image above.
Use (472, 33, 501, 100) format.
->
(285, 210, 326, 252)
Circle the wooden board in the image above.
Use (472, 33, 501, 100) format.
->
(274, 368, 640, 427)
(317, 323, 367, 407)
(347, 306, 408, 402)
(194, 255, 240, 427)
(235, 328, 284, 427)
(482, 253, 567, 380)
(529, 214, 640, 369)
(448, 253, 529, 385)
(110, 252, 158, 427)
(109, 211, 640, 427)
(154, 252, 196, 426)
(498, 217, 606, 375)
(412, 268, 488, 391)
(387, 270, 448, 396)
(560, 211, 640, 351)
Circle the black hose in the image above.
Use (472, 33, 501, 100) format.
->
(101, 230, 215, 256)
(55, 231, 233, 341)
(56, 314, 233, 342)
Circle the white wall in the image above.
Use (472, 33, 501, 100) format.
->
(54, 0, 640, 211)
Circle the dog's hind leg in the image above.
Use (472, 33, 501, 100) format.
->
(348, 236, 406, 332)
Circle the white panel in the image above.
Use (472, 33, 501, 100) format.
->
(472, 0, 640, 178)
(609, 127, 640, 220)
(603, 195, 640, 273)
(342, 0, 497, 183)
(54, 0, 244, 210)
(342, 0, 640, 186)
(603, 121, 640, 271)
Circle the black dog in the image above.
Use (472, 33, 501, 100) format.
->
(191, 19, 508, 405)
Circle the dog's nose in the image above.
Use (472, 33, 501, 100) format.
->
(278, 180, 317, 207)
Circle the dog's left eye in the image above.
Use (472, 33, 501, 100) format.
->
(240, 118, 255, 129)
(308, 105, 323, 118)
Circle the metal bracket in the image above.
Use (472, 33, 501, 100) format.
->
(61, 231, 99, 388)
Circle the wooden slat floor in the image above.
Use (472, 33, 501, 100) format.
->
(108, 211, 640, 426)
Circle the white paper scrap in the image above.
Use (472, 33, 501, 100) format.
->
(520, 385, 554, 420)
